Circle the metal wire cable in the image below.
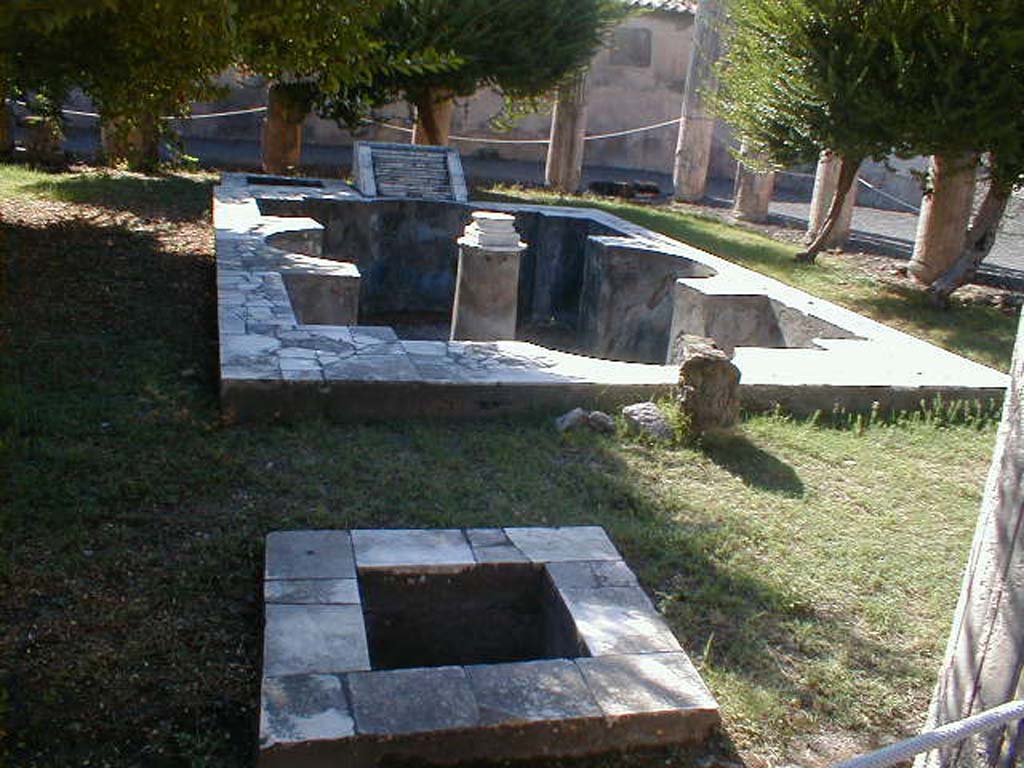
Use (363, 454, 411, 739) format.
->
(833, 700, 1024, 768)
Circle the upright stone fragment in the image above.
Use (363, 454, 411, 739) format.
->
(450, 212, 527, 341)
(732, 145, 775, 223)
(672, 334, 740, 434)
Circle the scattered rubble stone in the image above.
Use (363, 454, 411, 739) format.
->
(621, 402, 674, 442)
(555, 407, 590, 433)
(555, 408, 617, 434)
(587, 410, 616, 434)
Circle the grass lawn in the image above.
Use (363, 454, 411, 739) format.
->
(0, 164, 1008, 768)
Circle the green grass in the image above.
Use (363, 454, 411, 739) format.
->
(0, 164, 1007, 767)
(478, 185, 1018, 372)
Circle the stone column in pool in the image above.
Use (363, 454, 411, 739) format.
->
(450, 212, 527, 341)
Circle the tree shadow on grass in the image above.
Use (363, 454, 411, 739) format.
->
(700, 431, 804, 498)
(24, 171, 213, 222)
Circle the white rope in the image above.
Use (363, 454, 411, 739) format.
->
(855, 175, 921, 213)
(15, 101, 267, 121)
(370, 116, 681, 144)
(833, 699, 1024, 768)
(776, 169, 921, 213)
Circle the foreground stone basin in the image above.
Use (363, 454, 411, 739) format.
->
(259, 527, 720, 767)
(214, 173, 1008, 421)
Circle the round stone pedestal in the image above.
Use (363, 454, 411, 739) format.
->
(450, 212, 527, 341)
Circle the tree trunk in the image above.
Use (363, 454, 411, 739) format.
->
(927, 181, 1011, 304)
(101, 114, 160, 171)
(0, 93, 13, 159)
(796, 155, 860, 263)
(732, 145, 775, 223)
(914, 310, 1024, 768)
(672, 0, 724, 202)
(807, 150, 859, 248)
(545, 71, 589, 194)
(412, 88, 455, 146)
(909, 153, 978, 285)
(262, 83, 306, 174)
(23, 114, 64, 167)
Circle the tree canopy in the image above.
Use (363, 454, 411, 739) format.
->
(319, 0, 627, 143)
(712, 0, 1024, 265)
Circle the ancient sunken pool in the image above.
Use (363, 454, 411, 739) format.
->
(215, 173, 1007, 421)
(260, 527, 720, 767)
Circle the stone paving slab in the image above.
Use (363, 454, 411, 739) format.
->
(505, 526, 621, 563)
(466, 659, 602, 726)
(577, 652, 718, 716)
(263, 604, 370, 676)
(560, 586, 683, 655)
(261, 673, 355, 748)
(348, 666, 480, 735)
(264, 578, 360, 605)
(465, 528, 529, 564)
(545, 560, 640, 590)
(265, 530, 356, 580)
(351, 529, 475, 571)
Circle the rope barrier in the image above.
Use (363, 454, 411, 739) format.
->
(14, 100, 929, 214)
(15, 101, 267, 121)
(776, 169, 922, 214)
(370, 115, 682, 144)
(833, 699, 1024, 768)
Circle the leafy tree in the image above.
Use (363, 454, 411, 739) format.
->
(882, 0, 1024, 301)
(713, 0, 1024, 290)
(320, 0, 626, 146)
(68, 1, 235, 169)
(711, 0, 910, 262)
(235, 0, 387, 172)
(0, 1, 114, 155)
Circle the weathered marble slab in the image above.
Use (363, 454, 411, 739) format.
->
(264, 578, 360, 605)
(351, 529, 475, 571)
(466, 528, 528, 564)
(265, 530, 356, 580)
(504, 526, 620, 563)
(263, 604, 370, 676)
(466, 659, 601, 725)
(348, 666, 479, 735)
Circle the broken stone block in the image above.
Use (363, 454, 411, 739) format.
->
(674, 334, 740, 434)
(260, 673, 354, 749)
(622, 402, 674, 442)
